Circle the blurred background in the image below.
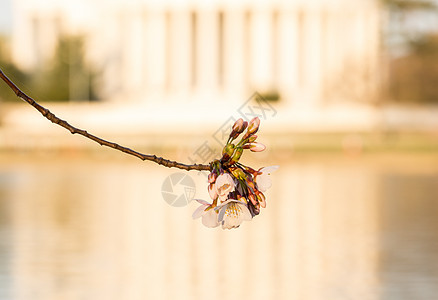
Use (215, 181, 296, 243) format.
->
(0, 0, 438, 299)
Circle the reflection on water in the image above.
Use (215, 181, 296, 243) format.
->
(379, 173, 438, 299)
(0, 152, 437, 300)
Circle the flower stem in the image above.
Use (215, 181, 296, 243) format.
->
(0, 68, 211, 171)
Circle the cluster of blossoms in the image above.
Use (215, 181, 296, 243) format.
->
(192, 117, 279, 229)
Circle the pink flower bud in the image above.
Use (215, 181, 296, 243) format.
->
(232, 118, 246, 133)
(229, 120, 248, 140)
(247, 117, 260, 135)
(246, 142, 265, 152)
(208, 171, 217, 183)
(248, 194, 258, 206)
(256, 191, 266, 208)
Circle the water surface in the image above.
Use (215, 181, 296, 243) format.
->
(0, 152, 437, 300)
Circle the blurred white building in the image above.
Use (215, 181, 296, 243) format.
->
(11, 0, 381, 107)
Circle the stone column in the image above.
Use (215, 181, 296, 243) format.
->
(168, 9, 192, 96)
(121, 11, 145, 100)
(249, 9, 274, 92)
(195, 9, 219, 98)
(144, 9, 167, 98)
(277, 10, 300, 105)
(223, 9, 246, 98)
(302, 9, 322, 107)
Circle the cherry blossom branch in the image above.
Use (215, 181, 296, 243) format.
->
(0, 68, 211, 171)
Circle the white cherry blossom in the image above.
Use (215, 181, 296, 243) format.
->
(216, 198, 252, 229)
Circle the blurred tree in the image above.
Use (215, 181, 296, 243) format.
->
(0, 35, 30, 102)
(0, 34, 100, 102)
(390, 34, 438, 103)
(32, 35, 100, 102)
(382, 0, 438, 104)
(382, 0, 435, 10)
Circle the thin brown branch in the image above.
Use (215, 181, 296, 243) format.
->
(0, 68, 211, 171)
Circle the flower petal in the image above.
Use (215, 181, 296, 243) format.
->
(238, 203, 253, 221)
(202, 209, 220, 228)
(195, 199, 210, 205)
(208, 183, 218, 200)
(218, 193, 230, 203)
(216, 198, 245, 209)
(256, 177, 271, 192)
(218, 206, 226, 223)
(216, 173, 233, 186)
(192, 204, 207, 219)
(255, 166, 279, 192)
(215, 173, 235, 198)
(260, 165, 280, 175)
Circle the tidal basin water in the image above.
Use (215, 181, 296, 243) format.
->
(0, 151, 437, 300)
